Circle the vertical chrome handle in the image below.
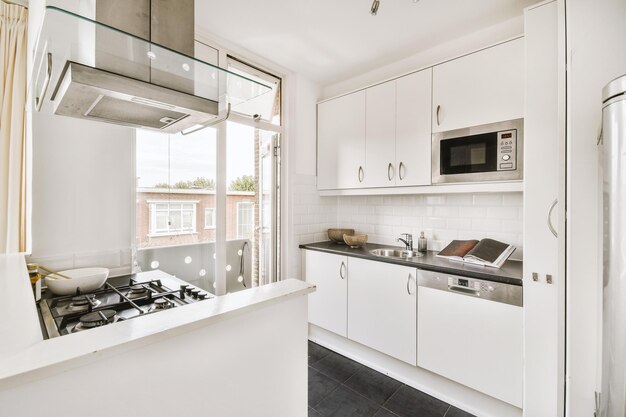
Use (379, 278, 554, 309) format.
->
(339, 261, 346, 279)
(436, 105, 441, 126)
(547, 199, 558, 238)
(407, 273, 413, 295)
(358, 166, 364, 183)
(399, 162, 405, 181)
(35, 52, 52, 112)
(387, 163, 394, 181)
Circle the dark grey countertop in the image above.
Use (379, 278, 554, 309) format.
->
(299, 241, 523, 286)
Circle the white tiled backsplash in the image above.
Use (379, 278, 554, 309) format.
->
(290, 175, 524, 277)
(291, 175, 338, 245)
(336, 193, 523, 260)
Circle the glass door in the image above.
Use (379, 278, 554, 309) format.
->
(258, 130, 280, 286)
(225, 123, 280, 292)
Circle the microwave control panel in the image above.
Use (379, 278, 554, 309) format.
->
(497, 130, 517, 171)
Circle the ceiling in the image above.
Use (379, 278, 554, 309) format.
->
(196, 0, 538, 86)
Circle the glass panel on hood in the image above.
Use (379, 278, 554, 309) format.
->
(30, 6, 273, 134)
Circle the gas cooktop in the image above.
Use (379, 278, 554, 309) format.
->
(38, 270, 212, 338)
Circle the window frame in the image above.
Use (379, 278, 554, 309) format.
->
(134, 41, 284, 295)
(148, 200, 198, 237)
(236, 201, 255, 240)
(204, 207, 216, 230)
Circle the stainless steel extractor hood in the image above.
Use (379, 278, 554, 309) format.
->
(51, 61, 218, 132)
(30, 3, 271, 133)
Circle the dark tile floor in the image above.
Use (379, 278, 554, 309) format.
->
(308, 341, 476, 417)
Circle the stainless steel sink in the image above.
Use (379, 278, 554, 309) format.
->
(369, 248, 423, 259)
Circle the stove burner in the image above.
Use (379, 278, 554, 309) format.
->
(68, 295, 100, 311)
(41, 276, 211, 338)
(126, 284, 149, 299)
(78, 310, 117, 329)
(154, 297, 174, 310)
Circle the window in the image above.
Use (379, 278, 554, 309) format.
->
(205, 208, 216, 229)
(237, 202, 254, 240)
(227, 57, 281, 126)
(135, 51, 282, 293)
(149, 201, 197, 236)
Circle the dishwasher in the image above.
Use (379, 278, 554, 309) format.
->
(417, 270, 523, 408)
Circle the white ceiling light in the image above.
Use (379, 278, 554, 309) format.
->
(371, 0, 419, 17)
(370, 0, 380, 16)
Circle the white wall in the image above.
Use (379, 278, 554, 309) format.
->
(336, 192, 523, 258)
(566, 0, 626, 415)
(29, 112, 135, 275)
(286, 74, 338, 279)
(25, 0, 135, 274)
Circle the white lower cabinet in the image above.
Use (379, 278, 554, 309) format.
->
(347, 258, 417, 365)
(305, 251, 348, 337)
(304, 249, 522, 407)
(417, 271, 523, 407)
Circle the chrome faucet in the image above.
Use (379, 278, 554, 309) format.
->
(397, 233, 413, 251)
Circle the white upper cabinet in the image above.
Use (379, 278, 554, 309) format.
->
(304, 250, 348, 337)
(318, 68, 432, 190)
(365, 81, 397, 188)
(347, 258, 417, 365)
(317, 40, 521, 192)
(395, 69, 432, 186)
(363, 69, 432, 188)
(432, 38, 524, 133)
(317, 91, 366, 190)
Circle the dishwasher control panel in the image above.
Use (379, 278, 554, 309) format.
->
(447, 276, 496, 292)
(420, 270, 522, 307)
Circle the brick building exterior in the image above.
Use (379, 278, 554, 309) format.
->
(136, 188, 255, 248)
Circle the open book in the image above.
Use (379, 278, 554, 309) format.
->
(436, 239, 516, 268)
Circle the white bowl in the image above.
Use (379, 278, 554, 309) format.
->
(45, 267, 109, 295)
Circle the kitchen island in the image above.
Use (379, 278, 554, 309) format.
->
(0, 254, 314, 417)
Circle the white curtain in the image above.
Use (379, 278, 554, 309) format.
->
(0, 1, 27, 253)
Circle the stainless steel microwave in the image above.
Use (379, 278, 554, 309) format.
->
(432, 119, 524, 184)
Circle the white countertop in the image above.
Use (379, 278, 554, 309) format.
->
(0, 259, 315, 391)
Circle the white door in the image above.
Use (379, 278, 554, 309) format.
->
(317, 91, 366, 190)
(417, 272, 523, 407)
(523, 2, 565, 415)
(395, 69, 432, 186)
(432, 38, 524, 133)
(347, 258, 417, 365)
(365, 81, 397, 188)
(304, 250, 348, 337)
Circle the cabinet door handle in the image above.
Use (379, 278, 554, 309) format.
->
(339, 261, 346, 279)
(547, 199, 558, 238)
(399, 162, 405, 181)
(436, 105, 441, 126)
(387, 163, 394, 181)
(358, 166, 364, 183)
(407, 273, 413, 295)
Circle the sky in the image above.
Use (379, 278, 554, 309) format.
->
(136, 122, 257, 188)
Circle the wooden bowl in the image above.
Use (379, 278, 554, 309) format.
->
(328, 228, 355, 244)
(343, 234, 368, 248)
